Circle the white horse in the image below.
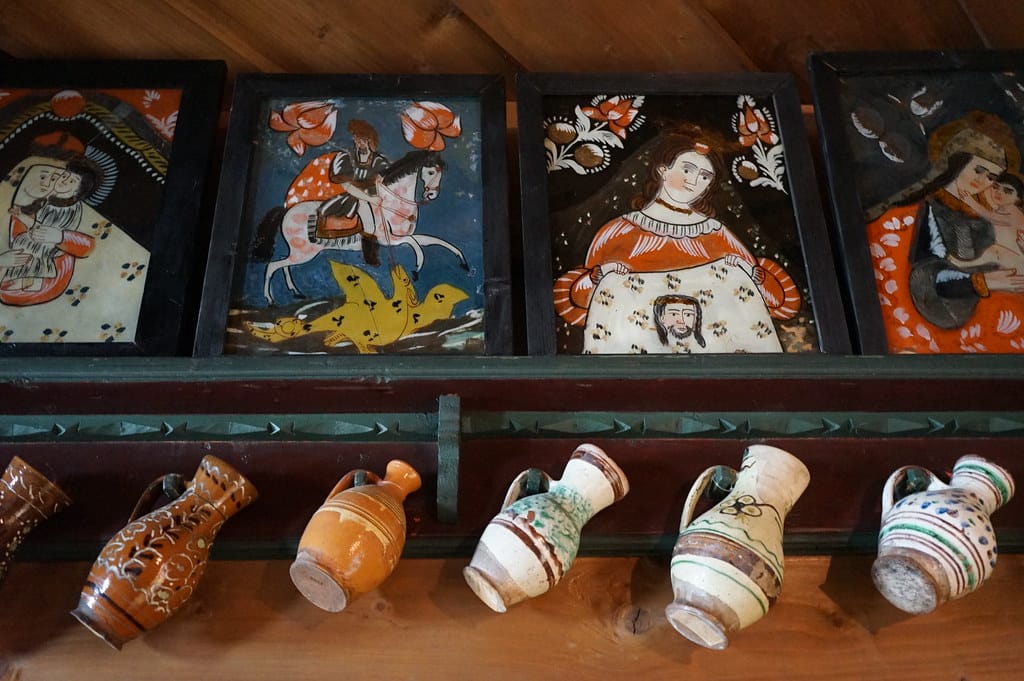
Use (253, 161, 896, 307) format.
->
(258, 150, 468, 304)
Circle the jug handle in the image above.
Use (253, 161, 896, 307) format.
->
(881, 466, 945, 516)
(127, 473, 188, 523)
(680, 465, 737, 533)
(325, 469, 381, 504)
(501, 468, 552, 510)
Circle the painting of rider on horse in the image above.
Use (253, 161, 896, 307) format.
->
(225, 96, 486, 354)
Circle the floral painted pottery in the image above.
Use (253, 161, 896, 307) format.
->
(71, 455, 257, 649)
(463, 443, 629, 613)
(873, 454, 1014, 615)
(1, 456, 72, 586)
(290, 459, 421, 612)
(665, 444, 809, 650)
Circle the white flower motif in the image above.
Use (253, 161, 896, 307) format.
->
(915, 324, 932, 341)
(884, 280, 898, 294)
(996, 310, 1020, 335)
(883, 218, 902, 231)
(143, 90, 161, 108)
(893, 307, 910, 324)
(870, 243, 885, 258)
(878, 294, 892, 307)
(880, 233, 900, 247)
(879, 257, 896, 272)
(903, 216, 915, 226)
(897, 327, 912, 338)
(146, 111, 177, 138)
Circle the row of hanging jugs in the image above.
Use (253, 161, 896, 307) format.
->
(0, 443, 1015, 650)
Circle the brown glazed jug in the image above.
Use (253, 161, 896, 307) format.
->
(290, 459, 421, 612)
(71, 455, 257, 649)
(1, 456, 72, 586)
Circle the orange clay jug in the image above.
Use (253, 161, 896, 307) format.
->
(290, 459, 421, 612)
(71, 455, 257, 649)
(1, 456, 72, 586)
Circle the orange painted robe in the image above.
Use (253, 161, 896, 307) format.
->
(554, 212, 800, 326)
(0, 217, 95, 306)
(867, 196, 1024, 353)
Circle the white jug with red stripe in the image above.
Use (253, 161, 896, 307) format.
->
(463, 444, 629, 613)
(873, 454, 1015, 615)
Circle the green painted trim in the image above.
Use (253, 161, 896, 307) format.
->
(879, 523, 977, 589)
(0, 413, 437, 442)
(2, 353, 1024, 384)
(3, 410, 1023, 444)
(956, 463, 1012, 506)
(436, 395, 461, 524)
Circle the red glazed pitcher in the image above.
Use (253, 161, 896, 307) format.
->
(71, 455, 257, 649)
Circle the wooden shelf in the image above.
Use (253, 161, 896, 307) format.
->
(1, 555, 1021, 680)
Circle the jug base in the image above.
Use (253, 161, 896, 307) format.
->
(70, 601, 133, 651)
(290, 556, 349, 613)
(664, 602, 729, 650)
(872, 548, 948, 615)
(463, 565, 510, 613)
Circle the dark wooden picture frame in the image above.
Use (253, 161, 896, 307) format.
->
(195, 73, 511, 357)
(810, 50, 1024, 355)
(0, 59, 225, 356)
(517, 72, 850, 356)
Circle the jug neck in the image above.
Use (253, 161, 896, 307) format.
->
(736, 445, 810, 517)
(379, 459, 422, 502)
(950, 455, 1014, 515)
(191, 456, 258, 520)
(554, 444, 629, 517)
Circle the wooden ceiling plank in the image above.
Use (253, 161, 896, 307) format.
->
(454, 0, 752, 73)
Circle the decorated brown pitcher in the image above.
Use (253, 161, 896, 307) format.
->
(665, 444, 809, 649)
(463, 443, 629, 612)
(71, 455, 257, 649)
(290, 459, 421, 612)
(873, 454, 1015, 615)
(1, 456, 72, 586)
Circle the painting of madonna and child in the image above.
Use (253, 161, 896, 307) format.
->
(522, 80, 844, 356)
(814, 57, 1024, 354)
(217, 85, 504, 356)
(0, 86, 183, 351)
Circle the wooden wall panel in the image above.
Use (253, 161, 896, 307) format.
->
(455, 0, 755, 73)
(0, 0, 513, 76)
(960, 1, 1024, 48)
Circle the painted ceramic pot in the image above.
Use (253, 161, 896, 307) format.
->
(873, 454, 1015, 615)
(71, 455, 257, 649)
(463, 443, 629, 613)
(0, 456, 72, 586)
(290, 459, 421, 612)
(665, 444, 809, 650)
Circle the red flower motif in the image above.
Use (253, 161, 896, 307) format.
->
(736, 103, 778, 147)
(269, 100, 338, 156)
(581, 96, 639, 139)
(401, 101, 462, 151)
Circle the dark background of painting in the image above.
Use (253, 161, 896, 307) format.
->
(0, 90, 172, 251)
(839, 70, 1024, 213)
(543, 93, 817, 353)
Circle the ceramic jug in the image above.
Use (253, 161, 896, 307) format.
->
(71, 455, 257, 649)
(1, 456, 72, 586)
(665, 444, 809, 650)
(873, 454, 1014, 615)
(463, 443, 629, 613)
(290, 459, 421, 612)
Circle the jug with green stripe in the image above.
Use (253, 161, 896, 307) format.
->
(873, 454, 1015, 615)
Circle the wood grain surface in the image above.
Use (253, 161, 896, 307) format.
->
(1, 555, 1021, 680)
(2, 0, 1022, 99)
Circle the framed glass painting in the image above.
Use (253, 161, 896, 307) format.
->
(810, 50, 1024, 354)
(517, 73, 850, 356)
(195, 74, 511, 356)
(0, 60, 225, 356)
(520, 73, 847, 356)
